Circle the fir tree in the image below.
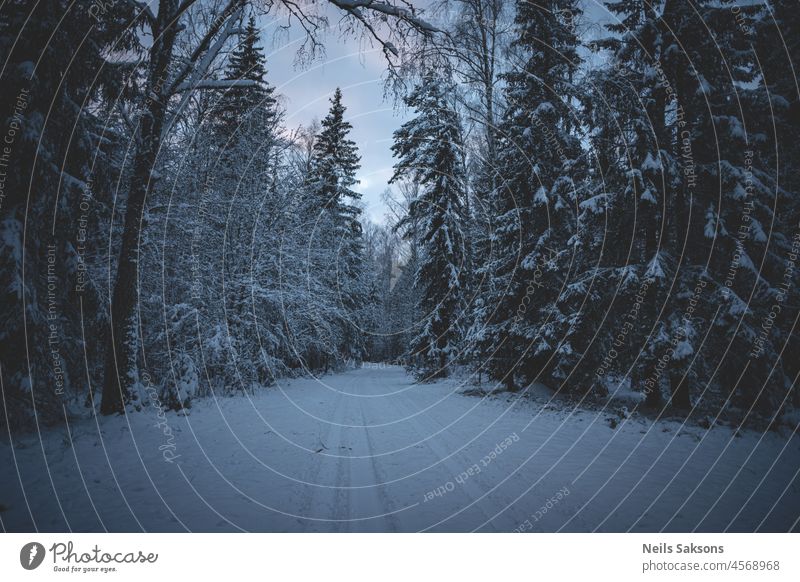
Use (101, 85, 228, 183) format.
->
(307, 88, 366, 361)
(575, 0, 797, 416)
(637, 0, 783, 412)
(476, 0, 584, 390)
(749, 0, 800, 410)
(212, 15, 278, 145)
(0, 0, 139, 424)
(662, 0, 796, 413)
(568, 0, 670, 403)
(391, 73, 468, 379)
(202, 14, 282, 390)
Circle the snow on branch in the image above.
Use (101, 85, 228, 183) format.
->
(328, 0, 439, 35)
(324, 0, 438, 59)
(165, 0, 244, 98)
(163, 1, 245, 136)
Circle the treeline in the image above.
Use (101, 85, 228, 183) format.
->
(1, 0, 798, 429)
(0, 0, 433, 427)
(380, 0, 800, 421)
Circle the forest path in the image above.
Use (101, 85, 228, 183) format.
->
(288, 365, 518, 532)
(1, 365, 799, 532)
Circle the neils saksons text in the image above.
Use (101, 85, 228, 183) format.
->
(643, 543, 724, 554)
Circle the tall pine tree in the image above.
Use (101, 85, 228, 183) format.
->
(475, 0, 584, 390)
(212, 15, 278, 146)
(205, 14, 281, 391)
(306, 88, 366, 363)
(391, 73, 468, 379)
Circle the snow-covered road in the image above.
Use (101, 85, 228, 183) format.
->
(1, 365, 798, 531)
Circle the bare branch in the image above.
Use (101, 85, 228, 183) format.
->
(164, 0, 244, 97)
(163, 1, 246, 136)
(328, 0, 439, 34)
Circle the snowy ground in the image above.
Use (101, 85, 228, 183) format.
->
(1, 365, 798, 532)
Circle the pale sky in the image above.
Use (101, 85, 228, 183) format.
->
(255, 1, 613, 224)
(257, 11, 411, 224)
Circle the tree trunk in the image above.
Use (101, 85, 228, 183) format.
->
(669, 371, 691, 409)
(644, 374, 663, 408)
(101, 5, 179, 414)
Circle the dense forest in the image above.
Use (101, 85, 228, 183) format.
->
(1, 0, 798, 431)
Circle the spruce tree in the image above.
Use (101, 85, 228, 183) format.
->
(477, 0, 584, 390)
(391, 73, 468, 379)
(206, 14, 281, 388)
(307, 88, 366, 362)
(568, 0, 671, 404)
(0, 0, 139, 423)
(213, 15, 278, 145)
(668, 0, 796, 414)
(579, 0, 796, 416)
(649, 0, 781, 412)
(749, 0, 800, 410)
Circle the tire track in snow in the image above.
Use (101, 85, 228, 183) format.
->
(297, 375, 398, 532)
(389, 391, 510, 532)
(347, 397, 401, 532)
(296, 386, 349, 531)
